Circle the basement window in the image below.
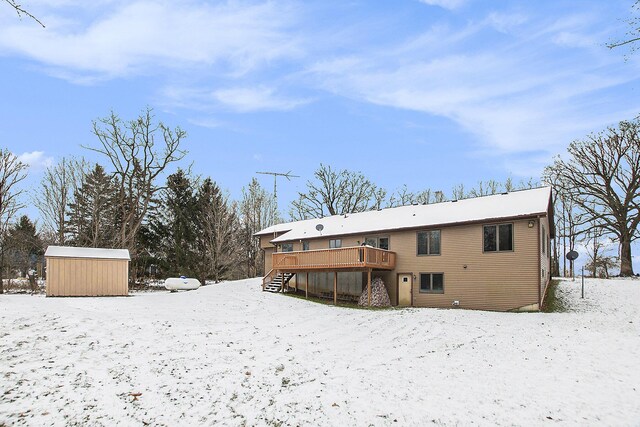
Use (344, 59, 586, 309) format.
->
(420, 273, 444, 293)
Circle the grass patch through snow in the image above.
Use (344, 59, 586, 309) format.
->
(542, 279, 569, 313)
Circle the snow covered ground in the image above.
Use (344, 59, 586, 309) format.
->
(1, 277, 639, 426)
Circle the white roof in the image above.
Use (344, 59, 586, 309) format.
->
(45, 246, 131, 260)
(257, 186, 552, 243)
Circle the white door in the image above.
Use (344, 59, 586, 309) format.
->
(398, 274, 412, 306)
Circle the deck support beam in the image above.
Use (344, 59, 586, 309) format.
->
(367, 269, 372, 306)
(334, 271, 338, 305)
(306, 272, 309, 299)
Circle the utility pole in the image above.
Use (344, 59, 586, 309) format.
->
(256, 171, 299, 236)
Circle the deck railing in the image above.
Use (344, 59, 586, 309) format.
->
(271, 246, 396, 272)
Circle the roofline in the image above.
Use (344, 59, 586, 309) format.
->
(269, 211, 550, 244)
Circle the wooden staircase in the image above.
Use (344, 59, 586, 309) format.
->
(263, 272, 294, 293)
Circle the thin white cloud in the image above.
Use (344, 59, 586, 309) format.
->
(418, 0, 467, 10)
(0, 1, 302, 80)
(17, 151, 53, 171)
(212, 87, 311, 112)
(161, 85, 311, 113)
(306, 11, 640, 175)
(187, 117, 224, 129)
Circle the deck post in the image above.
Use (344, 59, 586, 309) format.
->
(367, 269, 372, 306)
(306, 272, 309, 298)
(334, 271, 338, 305)
(294, 273, 298, 292)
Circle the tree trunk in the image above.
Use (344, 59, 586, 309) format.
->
(0, 250, 4, 294)
(619, 238, 634, 276)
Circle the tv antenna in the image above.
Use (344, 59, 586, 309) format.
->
(256, 171, 300, 234)
(256, 171, 300, 203)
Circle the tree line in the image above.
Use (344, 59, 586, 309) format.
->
(0, 110, 638, 293)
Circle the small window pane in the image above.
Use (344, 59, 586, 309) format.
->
(330, 239, 342, 249)
(417, 232, 428, 255)
(498, 224, 513, 251)
(420, 274, 430, 292)
(302, 241, 310, 251)
(379, 237, 389, 250)
(365, 237, 377, 247)
(429, 231, 440, 255)
(432, 274, 444, 292)
(484, 225, 497, 252)
(281, 243, 293, 252)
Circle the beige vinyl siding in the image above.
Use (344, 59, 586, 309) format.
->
(264, 247, 274, 273)
(391, 218, 539, 311)
(46, 257, 129, 297)
(262, 217, 544, 311)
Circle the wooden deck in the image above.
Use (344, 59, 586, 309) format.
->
(271, 246, 396, 272)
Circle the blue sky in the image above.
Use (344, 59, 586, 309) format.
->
(1, 0, 640, 268)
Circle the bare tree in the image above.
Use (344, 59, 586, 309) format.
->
(239, 178, 277, 278)
(544, 120, 640, 276)
(607, 0, 640, 54)
(290, 164, 383, 220)
(86, 108, 187, 277)
(3, 0, 44, 27)
(388, 186, 438, 207)
(0, 149, 27, 293)
(451, 183, 465, 200)
(195, 179, 237, 283)
(388, 185, 415, 207)
(34, 157, 88, 245)
(468, 180, 503, 197)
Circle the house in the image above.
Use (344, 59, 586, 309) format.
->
(255, 186, 554, 312)
(45, 246, 130, 297)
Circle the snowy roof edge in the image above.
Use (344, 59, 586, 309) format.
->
(44, 246, 131, 260)
(255, 186, 552, 243)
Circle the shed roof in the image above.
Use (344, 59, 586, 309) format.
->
(256, 186, 552, 243)
(44, 246, 131, 260)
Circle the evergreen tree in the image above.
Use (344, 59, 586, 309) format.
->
(67, 164, 119, 248)
(6, 215, 43, 277)
(149, 169, 199, 277)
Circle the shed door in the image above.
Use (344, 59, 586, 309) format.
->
(398, 274, 412, 306)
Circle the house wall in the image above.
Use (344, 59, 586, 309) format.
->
(46, 257, 129, 297)
(389, 218, 540, 311)
(264, 216, 548, 311)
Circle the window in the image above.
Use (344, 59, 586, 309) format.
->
(417, 230, 441, 255)
(542, 225, 546, 254)
(302, 241, 310, 251)
(379, 237, 389, 250)
(420, 273, 444, 293)
(281, 243, 293, 252)
(483, 223, 513, 252)
(364, 236, 390, 250)
(329, 239, 342, 249)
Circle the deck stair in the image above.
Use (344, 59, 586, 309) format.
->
(264, 272, 294, 293)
